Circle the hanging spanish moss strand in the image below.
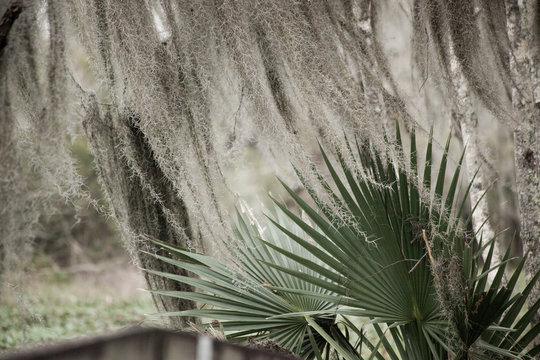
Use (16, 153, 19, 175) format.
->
(0, 1, 86, 288)
(1, 0, 538, 328)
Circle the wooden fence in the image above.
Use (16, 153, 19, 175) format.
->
(0, 327, 298, 360)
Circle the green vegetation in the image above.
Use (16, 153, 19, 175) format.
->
(0, 137, 150, 353)
(150, 127, 540, 359)
(0, 263, 155, 352)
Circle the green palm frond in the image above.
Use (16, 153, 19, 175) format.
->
(147, 122, 539, 359)
(264, 125, 457, 358)
(144, 204, 350, 358)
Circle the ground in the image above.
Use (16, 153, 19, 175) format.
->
(0, 256, 158, 353)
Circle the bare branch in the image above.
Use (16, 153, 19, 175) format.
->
(0, 1, 23, 56)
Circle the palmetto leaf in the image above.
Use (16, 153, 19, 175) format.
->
(148, 123, 539, 359)
(263, 124, 539, 358)
(144, 205, 347, 358)
(266, 126, 457, 358)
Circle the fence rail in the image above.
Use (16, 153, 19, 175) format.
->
(1, 327, 298, 360)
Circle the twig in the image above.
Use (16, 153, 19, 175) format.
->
(422, 229, 439, 281)
(418, 29, 430, 92)
(408, 252, 428, 274)
(231, 86, 244, 138)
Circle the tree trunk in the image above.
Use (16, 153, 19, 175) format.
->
(82, 96, 197, 328)
(448, 40, 499, 264)
(0, 1, 21, 55)
(506, 0, 540, 313)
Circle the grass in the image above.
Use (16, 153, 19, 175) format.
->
(0, 258, 157, 353)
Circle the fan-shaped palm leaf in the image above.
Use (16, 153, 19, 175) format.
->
(145, 204, 352, 358)
(148, 123, 539, 359)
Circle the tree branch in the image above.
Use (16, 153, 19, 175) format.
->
(0, 1, 23, 56)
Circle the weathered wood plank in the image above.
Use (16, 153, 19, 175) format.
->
(0, 327, 298, 360)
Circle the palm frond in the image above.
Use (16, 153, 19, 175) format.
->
(147, 123, 540, 359)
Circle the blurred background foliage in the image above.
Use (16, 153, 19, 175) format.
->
(32, 137, 122, 268)
(0, 137, 155, 352)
